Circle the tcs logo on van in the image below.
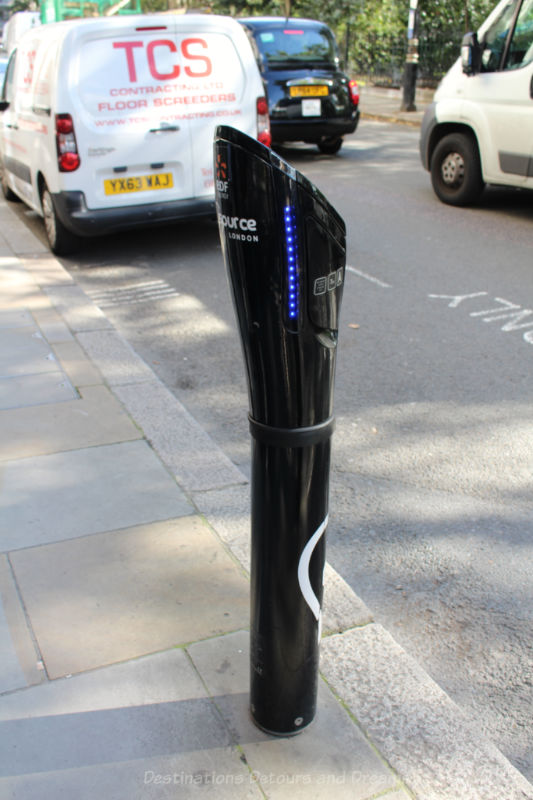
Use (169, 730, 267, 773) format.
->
(113, 38, 212, 82)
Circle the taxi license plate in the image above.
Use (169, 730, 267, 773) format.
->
(289, 85, 328, 97)
(104, 173, 173, 195)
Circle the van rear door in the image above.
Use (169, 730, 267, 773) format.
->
(182, 17, 264, 199)
(66, 18, 196, 211)
(64, 16, 261, 211)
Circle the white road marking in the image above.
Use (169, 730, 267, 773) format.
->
(86, 280, 179, 307)
(346, 265, 391, 288)
(429, 291, 533, 344)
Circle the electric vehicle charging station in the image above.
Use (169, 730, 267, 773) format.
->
(214, 126, 345, 736)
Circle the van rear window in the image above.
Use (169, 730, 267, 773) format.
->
(76, 31, 246, 129)
(255, 27, 336, 65)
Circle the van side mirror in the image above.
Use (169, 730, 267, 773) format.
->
(462, 31, 482, 75)
(0, 101, 9, 112)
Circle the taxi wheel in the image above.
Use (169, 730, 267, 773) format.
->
(430, 133, 484, 206)
(318, 137, 343, 155)
(41, 184, 81, 255)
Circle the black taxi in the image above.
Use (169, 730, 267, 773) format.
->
(239, 16, 360, 154)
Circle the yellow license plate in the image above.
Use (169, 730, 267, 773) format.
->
(104, 173, 173, 195)
(289, 85, 329, 97)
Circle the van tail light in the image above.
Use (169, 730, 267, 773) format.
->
(348, 80, 360, 108)
(55, 114, 80, 172)
(256, 96, 271, 148)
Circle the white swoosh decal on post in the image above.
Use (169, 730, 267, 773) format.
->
(297, 515, 328, 641)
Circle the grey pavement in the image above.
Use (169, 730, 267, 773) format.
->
(1, 90, 532, 799)
(359, 84, 434, 126)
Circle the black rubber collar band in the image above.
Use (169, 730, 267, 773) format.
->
(249, 415, 335, 447)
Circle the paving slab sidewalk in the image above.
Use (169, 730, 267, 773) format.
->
(359, 84, 434, 126)
(1, 194, 532, 800)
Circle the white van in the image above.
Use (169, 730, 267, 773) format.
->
(1, 12, 41, 56)
(0, 14, 270, 253)
(420, 0, 533, 205)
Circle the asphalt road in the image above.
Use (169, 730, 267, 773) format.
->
(13, 119, 533, 780)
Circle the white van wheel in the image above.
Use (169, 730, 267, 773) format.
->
(430, 132, 484, 206)
(41, 185, 80, 255)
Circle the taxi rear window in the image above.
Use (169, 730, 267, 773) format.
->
(254, 27, 336, 64)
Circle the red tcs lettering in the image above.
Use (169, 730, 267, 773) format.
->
(113, 41, 143, 82)
(182, 38, 212, 77)
(23, 49, 37, 86)
(113, 38, 212, 82)
(147, 40, 180, 80)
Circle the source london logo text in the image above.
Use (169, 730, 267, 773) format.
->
(218, 213, 259, 243)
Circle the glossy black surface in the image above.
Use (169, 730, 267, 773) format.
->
(250, 439, 330, 734)
(214, 125, 345, 734)
(214, 126, 345, 430)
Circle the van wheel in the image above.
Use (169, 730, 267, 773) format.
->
(41, 185, 81, 255)
(1, 166, 20, 202)
(430, 133, 484, 206)
(318, 137, 343, 155)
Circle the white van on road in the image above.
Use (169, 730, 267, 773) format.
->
(1, 11, 41, 55)
(420, 0, 533, 205)
(0, 14, 270, 253)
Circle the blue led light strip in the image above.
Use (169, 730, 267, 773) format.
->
(284, 205, 299, 321)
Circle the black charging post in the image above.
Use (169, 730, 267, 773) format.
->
(214, 126, 345, 736)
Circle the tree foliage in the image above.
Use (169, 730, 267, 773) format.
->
(6, 0, 38, 11)
(2, 0, 497, 82)
(140, 0, 167, 11)
(210, 0, 496, 81)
